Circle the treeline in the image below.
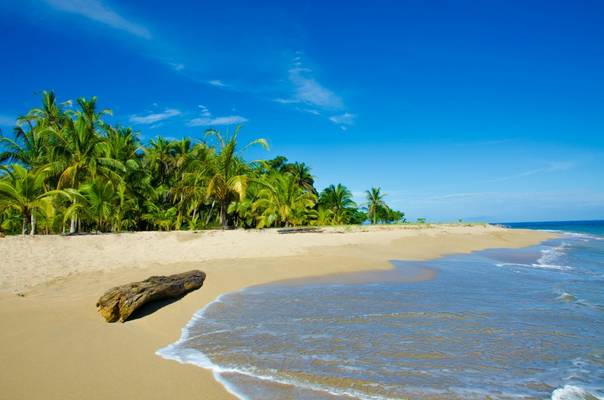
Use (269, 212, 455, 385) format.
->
(0, 91, 405, 235)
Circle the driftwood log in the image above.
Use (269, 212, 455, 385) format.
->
(96, 270, 206, 322)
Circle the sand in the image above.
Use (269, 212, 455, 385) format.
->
(0, 224, 555, 400)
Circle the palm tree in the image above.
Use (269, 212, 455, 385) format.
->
(205, 127, 268, 228)
(144, 137, 175, 186)
(78, 178, 119, 232)
(287, 162, 316, 194)
(253, 172, 317, 228)
(0, 165, 51, 235)
(366, 187, 386, 224)
(0, 91, 70, 168)
(142, 201, 177, 231)
(45, 97, 123, 232)
(22, 90, 71, 130)
(319, 183, 356, 224)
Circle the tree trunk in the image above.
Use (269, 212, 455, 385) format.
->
(205, 200, 215, 228)
(30, 212, 36, 236)
(22, 215, 28, 235)
(220, 200, 228, 228)
(70, 215, 77, 234)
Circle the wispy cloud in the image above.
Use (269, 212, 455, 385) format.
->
(208, 79, 227, 88)
(273, 55, 356, 129)
(187, 105, 247, 127)
(44, 0, 151, 39)
(188, 116, 248, 127)
(284, 61, 343, 109)
(129, 109, 181, 125)
(329, 113, 355, 130)
(488, 161, 575, 183)
(298, 108, 321, 116)
(197, 105, 211, 117)
(169, 62, 185, 71)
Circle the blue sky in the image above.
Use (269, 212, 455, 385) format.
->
(1, 0, 603, 222)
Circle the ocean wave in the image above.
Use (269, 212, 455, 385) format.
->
(562, 232, 604, 241)
(551, 385, 603, 400)
(495, 242, 572, 271)
(537, 243, 570, 268)
(532, 229, 603, 241)
(557, 291, 578, 302)
(495, 262, 571, 271)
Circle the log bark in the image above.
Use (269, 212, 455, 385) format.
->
(96, 270, 206, 322)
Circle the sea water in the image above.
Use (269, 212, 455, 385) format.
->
(158, 221, 604, 399)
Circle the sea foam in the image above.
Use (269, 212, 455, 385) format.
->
(551, 385, 603, 400)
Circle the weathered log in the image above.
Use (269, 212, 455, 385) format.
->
(96, 270, 206, 322)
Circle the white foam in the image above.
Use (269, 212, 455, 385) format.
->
(494, 242, 572, 271)
(551, 385, 603, 400)
(158, 342, 397, 400)
(535, 243, 571, 270)
(495, 262, 571, 271)
(562, 232, 604, 241)
(557, 291, 577, 302)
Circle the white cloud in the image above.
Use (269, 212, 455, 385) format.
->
(129, 108, 181, 125)
(274, 98, 297, 104)
(197, 105, 211, 117)
(44, 0, 151, 39)
(287, 65, 343, 109)
(169, 62, 185, 71)
(208, 79, 227, 88)
(487, 161, 575, 183)
(274, 56, 344, 111)
(0, 114, 15, 127)
(329, 113, 355, 126)
(188, 115, 248, 127)
(299, 108, 321, 116)
(188, 104, 247, 127)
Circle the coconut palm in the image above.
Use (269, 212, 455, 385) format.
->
(0, 91, 70, 168)
(366, 187, 386, 224)
(78, 178, 119, 232)
(144, 137, 175, 186)
(205, 126, 268, 228)
(319, 183, 356, 224)
(0, 164, 51, 235)
(252, 172, 317, 228)
(45, 97, 123, 232)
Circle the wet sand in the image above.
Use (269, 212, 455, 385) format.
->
(0, 225, 555, 400)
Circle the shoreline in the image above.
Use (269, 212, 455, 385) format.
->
(0, 225, 556, 400)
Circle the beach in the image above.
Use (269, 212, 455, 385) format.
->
(0, 225, 555, 400)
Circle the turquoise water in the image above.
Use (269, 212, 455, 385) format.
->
(158, 221, 604, 400)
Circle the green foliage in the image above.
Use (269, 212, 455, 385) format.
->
(0, 91, 410, 234)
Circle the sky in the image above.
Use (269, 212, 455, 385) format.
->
(0, 0, 602, 222)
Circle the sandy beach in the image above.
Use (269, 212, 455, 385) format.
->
(0, 225, 555, 400)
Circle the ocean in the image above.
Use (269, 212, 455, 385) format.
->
(158, 221, 604, 400)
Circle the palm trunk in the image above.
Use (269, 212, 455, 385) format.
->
(22, 216, 28, 235)
(70, 216, 76, 234)
(220, 200, 228, 228)
(30, 213, 36, 236)
(205, 200, 215, 228)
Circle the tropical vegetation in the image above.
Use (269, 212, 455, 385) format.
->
(0, 91, 406, 235)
